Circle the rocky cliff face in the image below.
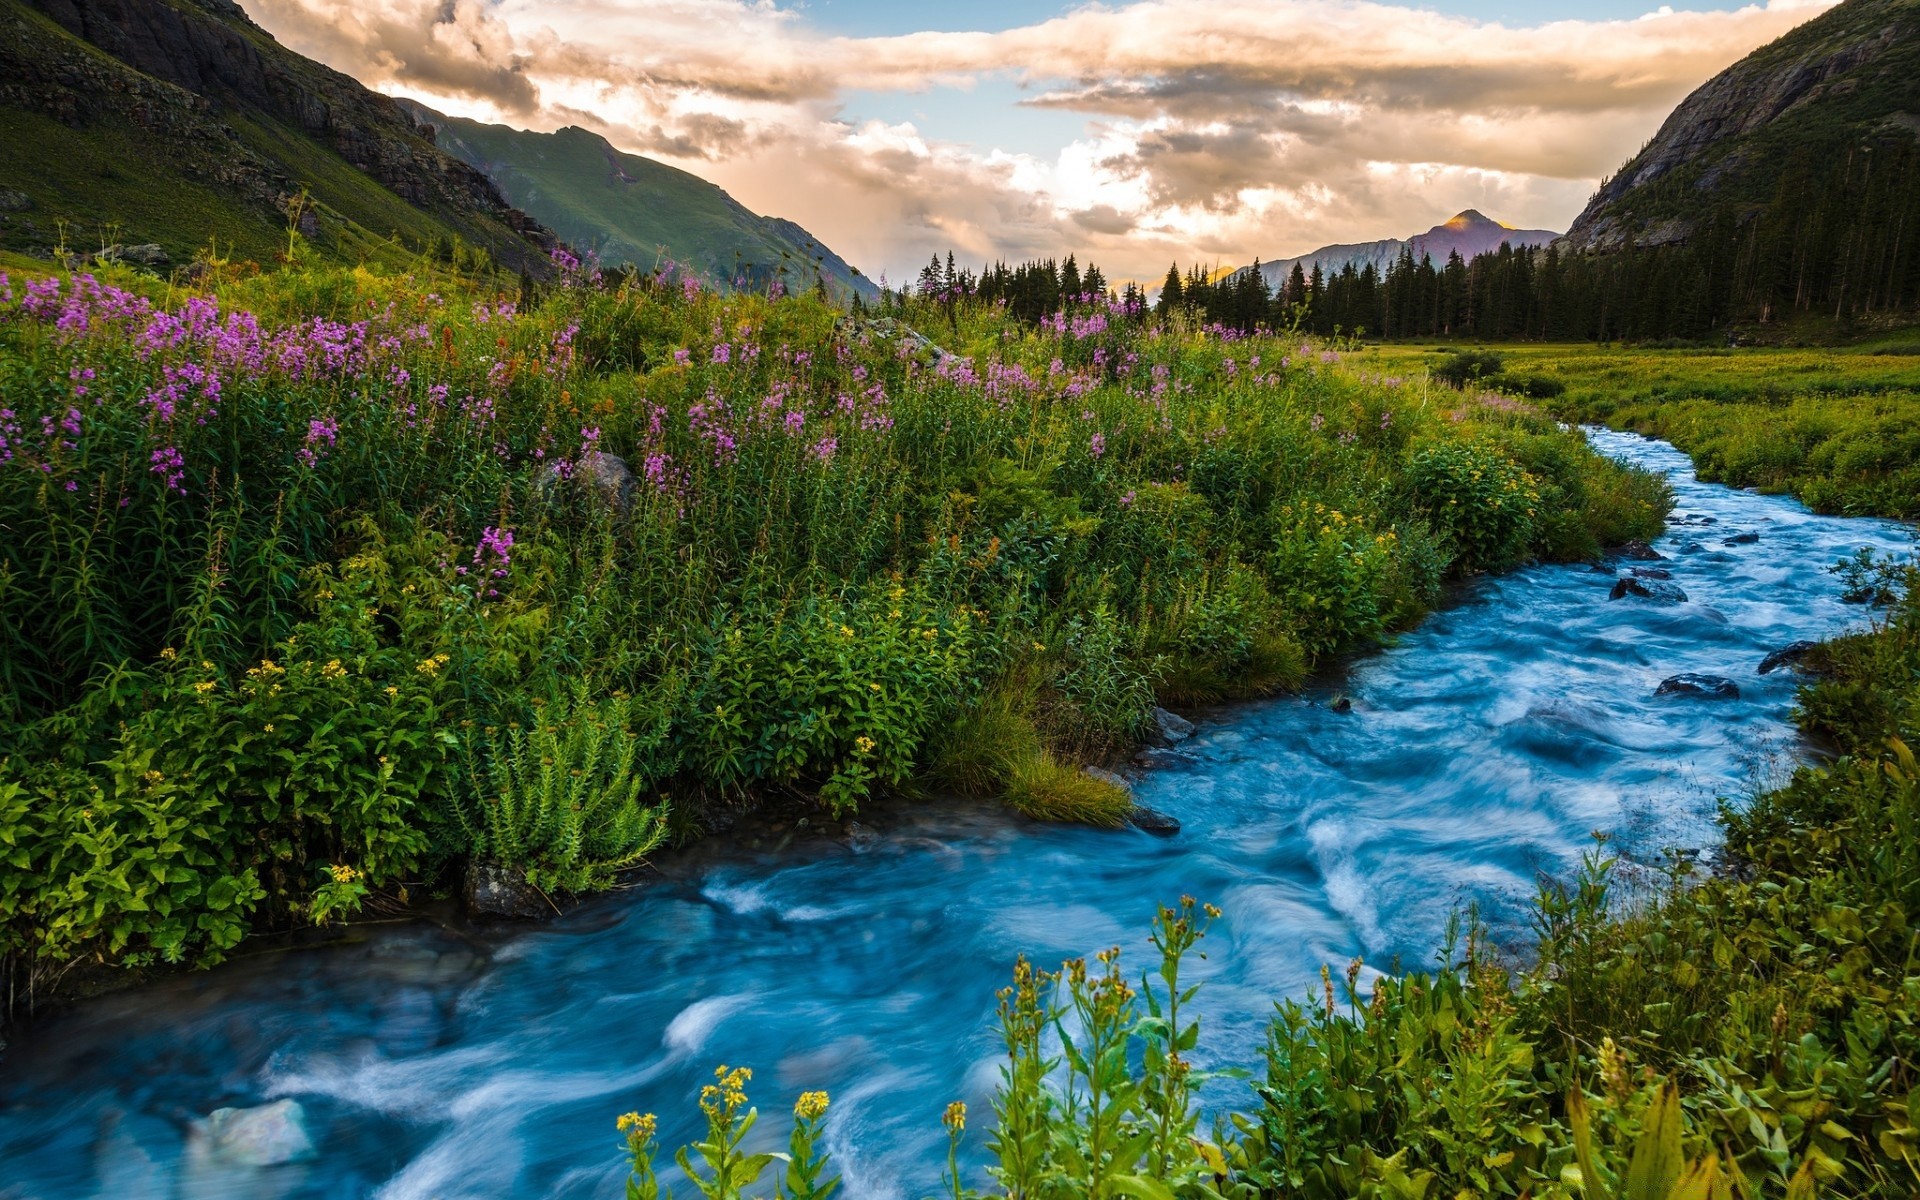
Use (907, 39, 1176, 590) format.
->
(1564, 0, 1920, 252)
(0, 0, 554, 270)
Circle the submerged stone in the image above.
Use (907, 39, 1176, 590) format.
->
(1128, 806, 1181, 836)
(188, 1100, 316, 1167)
(1723, 531, 1761, 545)
(1656, 674, 1741, 699)
(1609, 577, 1689, 603)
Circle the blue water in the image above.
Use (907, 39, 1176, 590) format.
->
(2, 430, 1912, 1199)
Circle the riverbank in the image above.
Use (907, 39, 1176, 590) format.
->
(0, 261, 1667, 1020)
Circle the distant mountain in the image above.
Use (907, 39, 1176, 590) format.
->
(1563, 0, 1920, 252)
(0, 0, 555, 272)
(1246, 210, 1559, 290)
(403, 105, 879, 303)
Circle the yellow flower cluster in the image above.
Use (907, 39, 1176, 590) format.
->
(245, 659, 285, 679)
(794, 1090, 830, 1121)
(415, 653, 451, 676)
(328, 864, 360, 884)
(699, 1065, 752, 1119)
(853, 735, 876, 756)
(192, 680, 217, 695)
(616, 1111, 657, 1143)
(321, 659, 346, 679)
(942, 1101, 966, 1133)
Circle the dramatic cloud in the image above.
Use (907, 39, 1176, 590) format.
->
(238, 0, 1838, 283)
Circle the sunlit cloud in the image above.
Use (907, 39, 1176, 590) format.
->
(238, 0, 1837, 283)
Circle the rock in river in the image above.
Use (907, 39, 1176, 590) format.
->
(1128, 806, 1182, 836)
(1610, 540, 1666, 561)
(1758, 640, 1821, 675)
(1609, 577, 1689, 603)
(1147, 706, 1195, 747)
(187, 1099, 316, 1167)
(1656, 674, 1741, 699)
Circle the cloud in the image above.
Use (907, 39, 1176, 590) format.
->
(237, 0, 1839, 283)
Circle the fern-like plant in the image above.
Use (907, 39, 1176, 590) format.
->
(468, 687, 672, 895)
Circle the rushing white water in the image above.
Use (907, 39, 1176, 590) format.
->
(1, 430, 1911, 1200)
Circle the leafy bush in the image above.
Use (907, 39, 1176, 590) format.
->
(1406, 440, 1540, 572)
(1433, 349, 1506, 388)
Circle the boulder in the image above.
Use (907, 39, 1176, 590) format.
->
(93, 243, 170, 269)
(1329, 695, 1354, 713)
(1147, 706, 1195, 747)
(1758, 640, 1821, 675)
(837, 316, 952, 363)
(1656, 674, 1741, 699)
(1629, 567, 1673, 580)
(463, 863, 550, 921)
(1609, 577, 1689, 603)
(1127, 806, 1182, 836)
(188, 1099, 316, 1167)
(1676, 541, 1707, 555)
(1082, 766, 1133, 792)
(0, 188, 31, 212)
(1723, 531, 1760, 545)
(549, 449, 637, 513)
(1611, 540, 1665, 561)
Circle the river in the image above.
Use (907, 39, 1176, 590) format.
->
(0, 430, 1911, 1199)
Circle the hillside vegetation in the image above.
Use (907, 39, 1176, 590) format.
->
(0, 253, 1662, 995)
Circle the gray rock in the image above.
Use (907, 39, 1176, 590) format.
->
(1611, 540, 1665, 561)
(1082, 766, 1133, 793)
(1723, 531, 1760, 545)
(93, 243, 170, 269)
(1758, 640, 1820, 675)
(1677, 541, 1707, 555)
(548, 449, 637, 513)
(463, 863, 551, 921)
(838, 317, 952, 363)
(1147, 706, 1194, 747)
(1656, 674, 1741, 699)
(1609, 577, 1689, 603)
(1127, 806, 1181, 836)
(1329, 696, 1353, 713)
(1629, 567, 1672, 580)
(0, 188, 31, 212)
(188, 1099, 316, 1167)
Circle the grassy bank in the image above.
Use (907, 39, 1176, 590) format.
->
(1352, 342, 1920, 519)
(0, 259, 1661, 999)
(599, 512, 1920, 1197)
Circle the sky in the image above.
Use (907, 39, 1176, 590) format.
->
(237, 0, 1839, 285)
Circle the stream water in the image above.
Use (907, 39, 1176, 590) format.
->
(1, 430, 1913, 1200)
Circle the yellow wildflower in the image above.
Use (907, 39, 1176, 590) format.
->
(794, 1091, 830, 1121)
(321, 659, 346, 679)
(159, 647, 177, 661)
(385, 686, 399, 696)
(192, 680, 216, 695)
(854, 735, 876, 755)
(942, 1101, 967, 1133)
(328, 864, 359, 884)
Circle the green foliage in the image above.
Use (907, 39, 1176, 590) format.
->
(0, 259, 1658, 982)
(1406, 440, 1540, 571)
(465, 687, 673, 894)
(1434, 350, 1506, 389)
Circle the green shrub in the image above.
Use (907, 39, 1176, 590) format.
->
(1433, 349, 1506, 389)
(1406, 440, 1540, 572)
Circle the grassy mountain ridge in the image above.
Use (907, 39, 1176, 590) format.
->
(403, 104, 879, 302)
(0, 0, 556, 273)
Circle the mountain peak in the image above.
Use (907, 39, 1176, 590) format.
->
(1443, 209, 1504, 230)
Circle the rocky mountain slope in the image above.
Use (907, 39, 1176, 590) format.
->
(0, 0, 554, 272)
(1564, 0, 1920, 252)
(1251, 209, 1557, 289)
(405, 105, 878, 302)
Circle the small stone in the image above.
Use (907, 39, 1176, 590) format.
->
(1127, 806, 1181, 836)
(0, 187, 33, 212)
(1676, 541, 1707, 555)
(1655, 673, 1741, 699)
(1723, 531, 1760, 545)
(463, 862, 551, 921)
(189, 1099, 316, 1167)
(1329, 696, 1353, 713)
(1609, 577, 1689, 603)
(1147, 706, 1194, 746)
(1758, 640, 1820, 675)
(1611, 540, 1665, 561)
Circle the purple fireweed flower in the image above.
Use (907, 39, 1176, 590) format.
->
(1089, 432, 1106, 459)
(150, 445, 186, 494)
(474, 526, 515, 580)
(298, 416, 340, 468)
(673, 348, 691, 367)
(809, 436, 837, 464)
